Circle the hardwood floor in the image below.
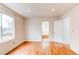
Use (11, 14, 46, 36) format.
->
(6, 42, 77, 55)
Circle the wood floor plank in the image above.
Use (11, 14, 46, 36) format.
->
(6, 42, 77, 55)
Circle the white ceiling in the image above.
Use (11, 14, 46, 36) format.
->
(4, 3, 77, 18)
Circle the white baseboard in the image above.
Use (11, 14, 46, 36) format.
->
(70, 48, 79, 54)
(24, 39, 54, 42)
(4, 40, 24, 55)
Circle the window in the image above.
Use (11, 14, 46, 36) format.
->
(42, 21, 49, 35)
(0, 12, 15, 41)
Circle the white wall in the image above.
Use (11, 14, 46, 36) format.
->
(0, 4, 25, 55)
(60, 4, 79, 54)
(25, 17, 58, 42)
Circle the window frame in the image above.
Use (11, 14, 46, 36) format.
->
(42, 21, 49, 35)
(0, 11, 15, 42)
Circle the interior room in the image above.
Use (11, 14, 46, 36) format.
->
(0, 3, 79, 55)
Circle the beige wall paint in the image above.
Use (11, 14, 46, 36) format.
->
(0, 4, 25, 55)
(60, 4, 79, 54)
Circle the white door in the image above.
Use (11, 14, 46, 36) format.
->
(63, 17, 70, 44)
(54, 19, 63, 43)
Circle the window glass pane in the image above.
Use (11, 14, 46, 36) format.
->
(42, 21, 49, 35)
(2, 13, 15, 40)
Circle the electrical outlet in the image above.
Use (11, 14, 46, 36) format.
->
(12, 42, 15, 44)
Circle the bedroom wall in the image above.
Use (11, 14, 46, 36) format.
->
(60, 4, 79, 54)
(0, 4, 25, 55)
(25, 17, 58, 42)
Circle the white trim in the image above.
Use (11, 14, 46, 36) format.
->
(24, 39, 54, 42)
(70, 48, 79, 54)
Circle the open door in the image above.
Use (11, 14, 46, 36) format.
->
(41, 21, 49, 54)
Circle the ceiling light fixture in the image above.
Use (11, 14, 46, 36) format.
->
(27, 9, 31, 13)
(51, 9, 55, 12)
